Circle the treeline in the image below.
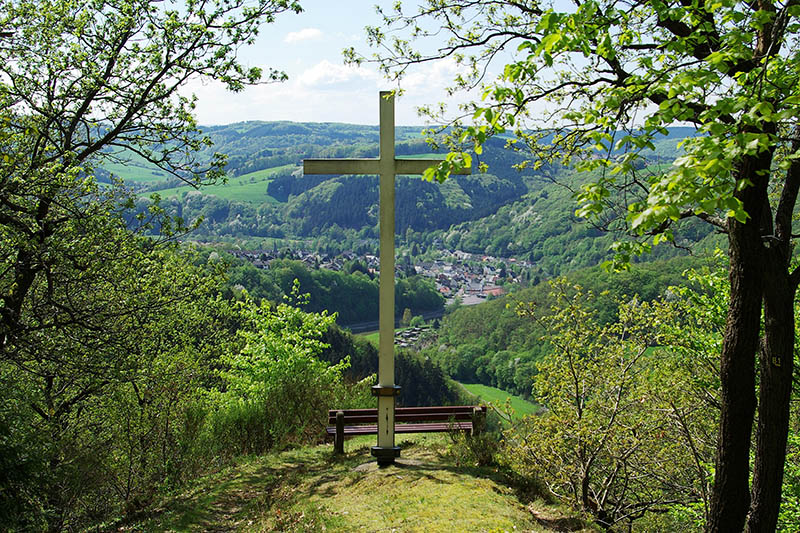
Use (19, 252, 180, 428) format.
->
(319, 326, 464, 408)
(491, 265, 800, 530)
(128, 123, 540, 254)
(425, 255, 700, 397)
(148, 171, 527, 239)
(219, 254, 443, 326)
(199, 122, 435, 179)
(126, 124, 716, 279)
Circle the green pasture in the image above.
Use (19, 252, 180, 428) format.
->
(145, 164, 296, 203)
(459, 382, 541, 419)
(358, 327, 416, 347)
(103, 158, 168, 183)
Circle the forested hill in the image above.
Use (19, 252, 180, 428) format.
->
(121, 122, 708, 272)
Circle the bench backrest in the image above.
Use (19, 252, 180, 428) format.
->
(328, 405, 486, 425)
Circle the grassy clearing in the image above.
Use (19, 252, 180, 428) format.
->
(357, 329, 379, 345)
(145, 164, 296, 203)
(104, 159, 168, 183)
(459, 383, 541, 419)
(118, 434, 591, 532)
(358, 327, 415, 347)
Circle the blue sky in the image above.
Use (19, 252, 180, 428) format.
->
(186, 1, 481, 127)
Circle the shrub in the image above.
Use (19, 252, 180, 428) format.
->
(211, 288, 349, 453)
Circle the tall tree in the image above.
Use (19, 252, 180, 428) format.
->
(0, 0, 302, 527)
(351, 1, 800, 530)
(0, 0, 302, 354)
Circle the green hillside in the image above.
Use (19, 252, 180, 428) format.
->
(149, 164, 295, 203)
(114, 122, 712, 275)
(103, 149, 170, 183)
(117, 435, 592, 532)
(459, 383, 541, 418)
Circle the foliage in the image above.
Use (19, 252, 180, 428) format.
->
(213, 286, 345, 452)
(401, 308, 413, 327)
(0, 0, 306, 528)
(0, 243, 236, 529)
(220, 255, 444, 326)
(409, 314, 425, 327)
(355, 2, 800, 528)
(435, 172, 719, 274)
(430, 256, 695, 397)
(780, 430, 800, 531)
(446, 431, 501, 468)
(504, 279, 714, 530)
(127, 121, 713, 274)
(0, 0, 304, 362)
(319, 325, 466, 408)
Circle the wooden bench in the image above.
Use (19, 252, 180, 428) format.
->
(326, 405, 487, 454)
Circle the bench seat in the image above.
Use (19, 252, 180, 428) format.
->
(326, 405, 486, 454)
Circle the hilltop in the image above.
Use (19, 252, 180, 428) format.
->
(116, 434, 595, 533)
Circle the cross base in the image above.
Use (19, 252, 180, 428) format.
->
(371, 446, 401, 467)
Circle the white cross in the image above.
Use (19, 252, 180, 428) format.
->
(303, 91, 469, 465)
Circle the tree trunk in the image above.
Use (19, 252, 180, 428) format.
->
(707, 155, 771, 533)
(746, 262, 795, 532)
(746, 148, 799, 531)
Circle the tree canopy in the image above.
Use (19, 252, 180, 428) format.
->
(0, 0, 303, 354)
(351, 0, 800, 530)
(0, 0, 306, 527)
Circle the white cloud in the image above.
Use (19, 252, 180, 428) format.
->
(401, 57, 468, 93)
(184, 58, 476, 126)
(284, 28, 323, 43)
(297, 59, 379, 88)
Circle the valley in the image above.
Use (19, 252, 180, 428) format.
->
(113, 120, 716, 402)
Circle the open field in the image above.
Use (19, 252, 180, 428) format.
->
(103, 157, 168, 183)
(358, 327, 415, 346)
(144, 164, 296, 203)
(459, 382, 541, 418)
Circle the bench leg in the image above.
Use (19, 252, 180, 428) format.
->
(335, 410, 345, 454)
(472, 406, 486, 437)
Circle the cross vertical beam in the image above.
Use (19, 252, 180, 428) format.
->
(303, 92, 469, 466)
(376, 92, 399, 463)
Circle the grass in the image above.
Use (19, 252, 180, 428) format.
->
(118, 434, 592, 532)
(361, 330, 380, 345)
(358, 327, 413, 347)
(104, 159, 168, 183)
(143, 164, 296, 203)
(459, 383, 541, 419)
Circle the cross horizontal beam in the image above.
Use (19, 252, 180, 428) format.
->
(304, 157, 471, 176)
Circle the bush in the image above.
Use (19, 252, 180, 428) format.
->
(211, 289, 349, 453)
(446, 431, 501, 468)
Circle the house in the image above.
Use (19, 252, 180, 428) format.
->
(484, 286, 506, 298)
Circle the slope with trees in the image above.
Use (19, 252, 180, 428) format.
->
(0, 0, 314, 527)
(220, 254, 444, 325)
(428, 255, 696, 397)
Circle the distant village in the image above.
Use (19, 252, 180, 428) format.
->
(228, 246, 536, 307)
